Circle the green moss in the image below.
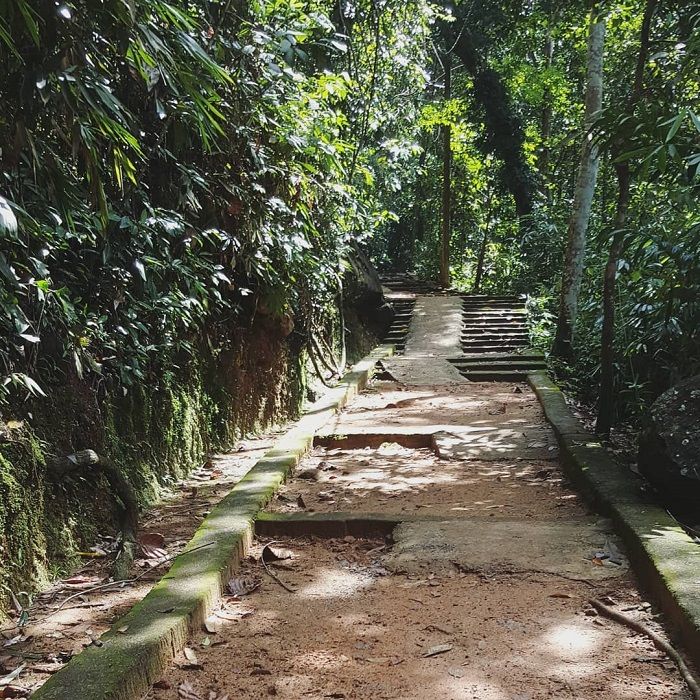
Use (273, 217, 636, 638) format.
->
(0, 315, 319, 617)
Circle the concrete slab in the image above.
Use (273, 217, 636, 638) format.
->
(384, 519, 628, 579)
(381, 357, 467, 385)
(404, 295, 464, 357)
(433, 428, 558, 461)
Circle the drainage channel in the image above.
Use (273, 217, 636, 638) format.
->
(147, 376, 692, 700)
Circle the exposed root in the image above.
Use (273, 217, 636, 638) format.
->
(590, 598, 700, 700)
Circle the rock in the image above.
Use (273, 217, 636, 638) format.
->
(638, 375, 700, 515)
(344, 243, 394, 332)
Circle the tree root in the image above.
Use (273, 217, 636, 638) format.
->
(590, 598, 700, 700)
(49, 450, 139, 580)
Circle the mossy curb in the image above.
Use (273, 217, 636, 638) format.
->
(32, 345, 392, 700)
(528, 370, 700, 666)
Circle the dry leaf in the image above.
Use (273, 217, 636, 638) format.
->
(178, 681, 201, 699)
(261, 544, 293, 563)
(203, 616, 222, 634)
(117, 625, 129, 633)
(183, 647, 198, 664)
(0, 665, 25, 688)
(226, 576, 260, 597)
(139, 532, 167, 560)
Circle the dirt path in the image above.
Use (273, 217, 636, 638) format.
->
(146, 295, 694, 699)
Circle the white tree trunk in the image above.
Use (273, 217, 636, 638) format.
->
(552, 7, 606, 358)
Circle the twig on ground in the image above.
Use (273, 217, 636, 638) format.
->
(590, 598, 700, 700)
(260, 541, 296, 593)
(0, 542, 215, 632)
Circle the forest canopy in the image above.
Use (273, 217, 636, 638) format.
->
(1, 0, 699, 430)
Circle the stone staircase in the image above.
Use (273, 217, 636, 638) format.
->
(382, 298, 415, 355)
(453, 295, 546, 381)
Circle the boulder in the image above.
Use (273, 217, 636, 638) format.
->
(344, 242, 394, 331)
(638, 375, 700, 516)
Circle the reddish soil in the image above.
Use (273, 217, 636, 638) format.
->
(148, 378, 695, 699)
(148, 537, 690, 700)
(0, 432, 283, 696)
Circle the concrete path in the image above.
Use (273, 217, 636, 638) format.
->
(383, 294, 467, 384)
(148, 293, 692, 700)
(404, 295, 464, 357)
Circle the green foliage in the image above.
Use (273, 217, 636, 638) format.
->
(0, 0, 433, 405)
(371, 0, 699, 423)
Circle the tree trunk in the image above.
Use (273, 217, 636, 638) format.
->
(439, 51, 451, 288)
(539, 32, 554, 197)
(595, 0, 657, 435)
(595, 162, 630, 435)
(473, 190, 493, 294)
(552, 7, 606, 360)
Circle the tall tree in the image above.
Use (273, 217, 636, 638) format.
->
(440, 50, 452, 288)
(446, 18, 535, 228)
(596, 0, 658, 435)
(551, 4, 606, 359)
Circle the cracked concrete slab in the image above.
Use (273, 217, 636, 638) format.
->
(384, 519, 628, 579)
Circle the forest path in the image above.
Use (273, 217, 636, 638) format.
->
(148, 295, 691, 700)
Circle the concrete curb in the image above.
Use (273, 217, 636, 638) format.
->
(527, 370, 700, 666)
(33, 345, 393, 700)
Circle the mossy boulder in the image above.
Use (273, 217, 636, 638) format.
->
(638, 375, 700, 517)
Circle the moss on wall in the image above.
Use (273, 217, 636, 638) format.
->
(0, 314, 309, 617)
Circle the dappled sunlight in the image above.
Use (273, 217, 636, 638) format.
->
(297, 566, 375, 599)
(269, 445, 578, 519)
(151, 536, 690, 700)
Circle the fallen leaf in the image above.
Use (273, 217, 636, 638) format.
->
(139, 532, 165, 548)
(139, 532, 167, 560)
(0, 665, 25, 687)
(226, 576, 261, 597)
(214, 608, 253, 621)
(261, 544, 293, 563)
(117, 626, 129, 634)
(178, 681, 201, 699)
(422, 644, 453, 658)
(204, 616, 222, 634)
(184, 647, 199, 664)
(62, 575, 100, 587)
(2, 635, 24, 648)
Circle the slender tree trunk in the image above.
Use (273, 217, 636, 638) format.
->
(473, 190, 493, 294)
(539, 32, 554, 199)
(595, 163, 630, 434)
(595, 0, 657, 435)
(552, 7, 606, 359)
(439, 51, 451, 288)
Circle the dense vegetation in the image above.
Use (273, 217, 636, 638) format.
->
(371, 0, 700, 430)
(0, 0, 698, 608)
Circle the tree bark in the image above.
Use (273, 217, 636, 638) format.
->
(552, 7, 606, 359)
(439, 51, 451, 288)
(595, 0, 657, 435)
(473, 189, 493, 294)
(447, 21, 535, 234)
(539, 32, 554, 195)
